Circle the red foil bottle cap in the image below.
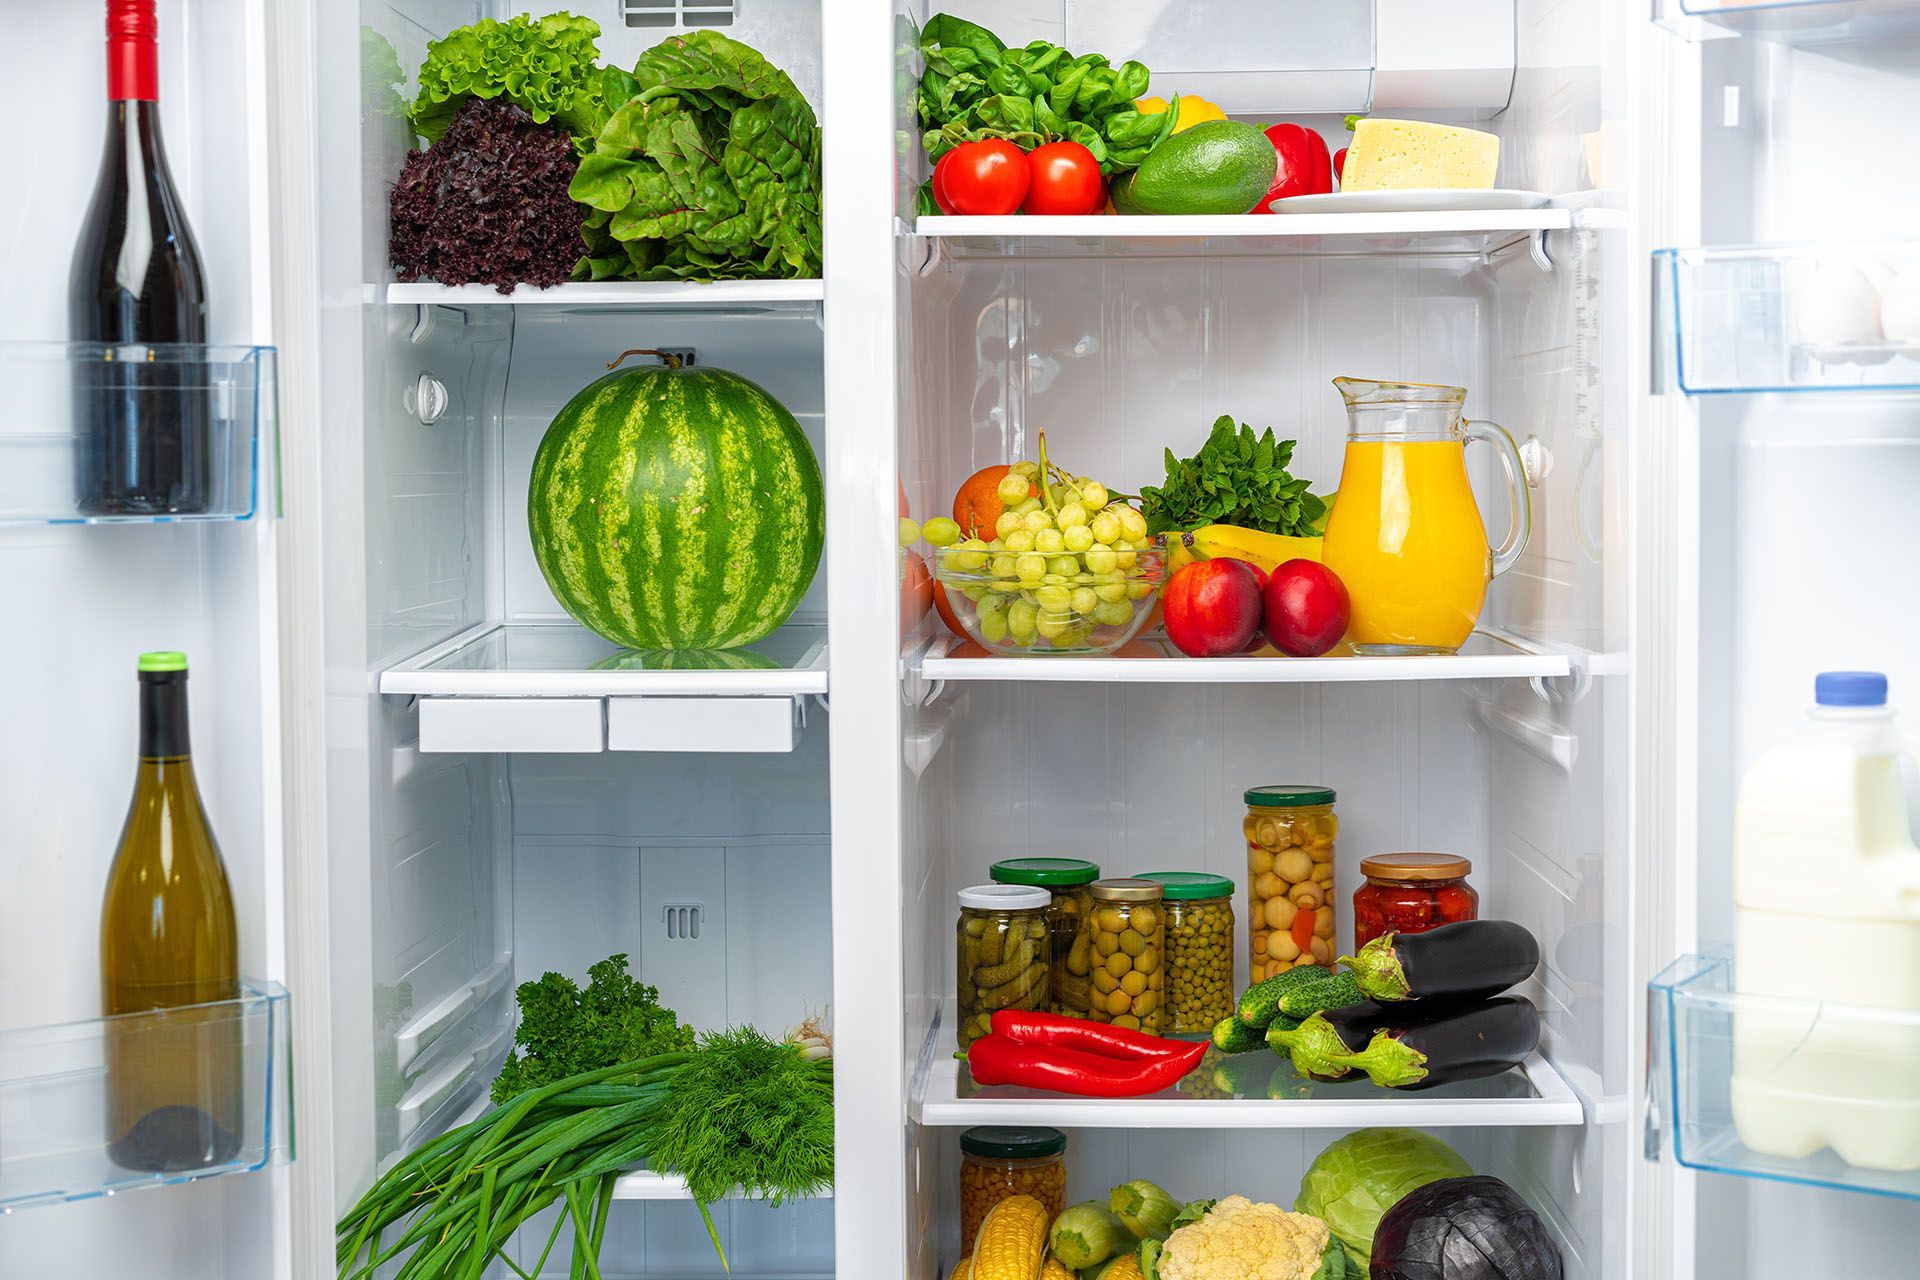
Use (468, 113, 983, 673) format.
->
(107, 0, 159, 101)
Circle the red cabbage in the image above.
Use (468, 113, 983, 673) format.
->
(389, 98, 585, 293)
(1370, 1176, 1561, 1280)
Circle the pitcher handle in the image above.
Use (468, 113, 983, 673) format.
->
(1465, 419, 1532, 578)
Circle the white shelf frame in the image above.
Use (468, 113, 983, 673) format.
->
(611, 1170, 834, 1201)
(917, 628, 1574, 684)
(915, 1053, 1584, 1129)
(384, 279, 824, 308)
(915, 209, 1571, 242)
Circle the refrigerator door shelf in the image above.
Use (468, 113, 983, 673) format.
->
(1650, 952, 1920, 1202)
(1675, 0, 1920, 61)
(0, 982, 291, 1211)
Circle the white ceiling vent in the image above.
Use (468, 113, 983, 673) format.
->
(623, 0, 736, 29)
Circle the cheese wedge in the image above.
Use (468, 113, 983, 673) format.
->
(1341, 119, 1500, 192)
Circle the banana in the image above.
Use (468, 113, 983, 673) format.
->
(1186, 524, 1324, 576)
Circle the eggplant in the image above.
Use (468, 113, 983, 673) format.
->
(1270, 997, 1540, 1089)
(1344, 920, 1539, 1003)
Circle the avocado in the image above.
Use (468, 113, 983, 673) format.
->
(1122, 120, 1277, 215)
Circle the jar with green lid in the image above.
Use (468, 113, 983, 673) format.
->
(1137, 871, 1237, 1034)
(1243, 785, 1338, 981)
(959, 1126, 1066, 1249)
(956, 885, 1052, 1049)
(990, 858, 1101, 1018)
(1086, 878, 1167, 1035)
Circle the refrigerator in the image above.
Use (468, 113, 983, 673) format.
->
(2, 1, 1917, 1278)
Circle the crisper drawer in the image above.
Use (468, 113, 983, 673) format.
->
(416, 695, 802, 753)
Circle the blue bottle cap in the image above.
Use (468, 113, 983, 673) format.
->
(1814, 671, 1887, 707)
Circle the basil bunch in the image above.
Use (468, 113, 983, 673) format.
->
(914, 13, 1177, 175)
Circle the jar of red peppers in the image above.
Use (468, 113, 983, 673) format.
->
(1352, 853, 1478, 948)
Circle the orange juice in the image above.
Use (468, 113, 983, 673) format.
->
(1321, 439, 1491, 653)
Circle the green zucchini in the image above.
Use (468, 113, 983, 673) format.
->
(1235, 964, 1334, 1027)
(1275, 970, 1364, 1020)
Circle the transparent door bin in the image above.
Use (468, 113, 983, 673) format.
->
(1674, 0, 1920, 56)
(0, 981, 291, 1209)
(1657, 243, 1920, 394)
(0, 341, 276, 524)
(1649, 954, 1920, 1201)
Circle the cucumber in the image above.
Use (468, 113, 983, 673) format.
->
(1275, 971, 1364, 1020)
(1235, 965, 1334, 1027)
(974, 936, 1035, 988)
(1211, 1014, 1271, 1055)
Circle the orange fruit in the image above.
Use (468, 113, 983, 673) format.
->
(932, 581, 965, 637)
(952, 464, 1034, 540)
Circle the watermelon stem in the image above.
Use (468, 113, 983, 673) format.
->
(609, 348, 684, 371)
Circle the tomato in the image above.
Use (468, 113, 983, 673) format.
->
(1022, 140, 1106, 215)
(931, 149, 960, 214)
(940, 140, 1030, 216)
(1334, 147, 1349, 183)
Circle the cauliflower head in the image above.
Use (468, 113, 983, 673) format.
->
(1157, 1195, 1335, 1280)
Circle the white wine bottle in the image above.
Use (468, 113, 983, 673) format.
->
(99, 651, 241, 1171)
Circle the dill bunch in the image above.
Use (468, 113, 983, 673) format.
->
(646, 1025, 836, 1207)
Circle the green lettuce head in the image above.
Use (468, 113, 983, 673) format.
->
(1294, 1128, 1472, 1262)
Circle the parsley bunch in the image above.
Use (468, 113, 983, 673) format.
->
(491, 953, 694, 1103)
(1138, 415, 1326, 537)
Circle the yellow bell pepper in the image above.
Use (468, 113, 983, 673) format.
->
(1135, 94, 1227, 134)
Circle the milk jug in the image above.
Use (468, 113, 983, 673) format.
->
(1732, 671, 1920, 1170)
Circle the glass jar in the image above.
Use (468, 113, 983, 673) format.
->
(1138, 871, 1236, 1035)
(1086, 878, 1167, 1035)
(1353, 853, 1477, 948)
(959, 1126, 1066, 1249)
(956, 885, 1052, 1049)
(1243, 786, 1338, 981)
(990, 858, 1101, 1018)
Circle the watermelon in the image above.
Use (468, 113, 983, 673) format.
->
(529, 360, 824, 650)
(589, 647, 780, 673)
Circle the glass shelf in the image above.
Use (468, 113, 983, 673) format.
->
(1650, 953, 1920, 1201)
(0, 982, 291, 1210)
(1657, 243, 1920, 394)
(0, 341, 275, 524)
(1676, 0, 1920, 60)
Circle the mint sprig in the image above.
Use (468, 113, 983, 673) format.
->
(1138, 416, 1326, 537)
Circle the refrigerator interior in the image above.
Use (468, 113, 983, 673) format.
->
(1678, 16, 1920, 1280)
(0, 0, 287, 1276)
(892, 2, 1632, 1279)
(308, 2, 836, 1276)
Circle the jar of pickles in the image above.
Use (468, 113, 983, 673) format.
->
(959, 1126, 1066, 1249)
(1243, 786, 1338, 981)
(990, 858, 1101, 1018)
(1138, 872, 1236, 1034)
(1353, 853, 1477, 948)
(1086, 878, 1166, 1034)
(956, 885, 1052, 1049)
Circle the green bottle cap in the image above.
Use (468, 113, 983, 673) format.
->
(138, 651, 189, 672)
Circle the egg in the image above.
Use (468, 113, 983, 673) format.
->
(1796, 263, 1882, 347)
(1880, 269, 1920, 346)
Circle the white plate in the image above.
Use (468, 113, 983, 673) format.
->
(1270, 189, 1553, 214)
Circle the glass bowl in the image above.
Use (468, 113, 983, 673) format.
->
(931, 535, 1167, 655)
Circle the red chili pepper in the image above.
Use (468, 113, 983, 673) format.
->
(964, 1033, 1208, 1097)
(1289, 905, 1317, 954)
(1254, 123, 1332, 213)
(990, 1009, 1182, 1061)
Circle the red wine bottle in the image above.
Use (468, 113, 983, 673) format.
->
(69, 0, 210, 516)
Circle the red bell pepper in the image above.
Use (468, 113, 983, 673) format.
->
(964, 1033, 1208, 1097)
(990, 1009, 1176, 1061)
(1254, 123, 1332, 213)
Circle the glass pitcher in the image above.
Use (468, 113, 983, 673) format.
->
(1320, 378, 1530, 655)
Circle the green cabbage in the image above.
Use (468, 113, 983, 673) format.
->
(1294, 1129, 1473, 1263)
(409, 12, 609, 147)
(568, 31, 822, 281)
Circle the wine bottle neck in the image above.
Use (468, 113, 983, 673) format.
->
(138, 672, 192, 760)
(107, 0, 159, 103)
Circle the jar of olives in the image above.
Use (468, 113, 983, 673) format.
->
(956, 885, 1052, 1049)
(1138, 871, 1236, 1034)
(958, 1126, 1066, 1250)
(1086, 878, 1167, 1035)
(990, 858, 1101, 1018)
(1243, 786, 1338, 981)
(1353, 853, 1477, 948)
